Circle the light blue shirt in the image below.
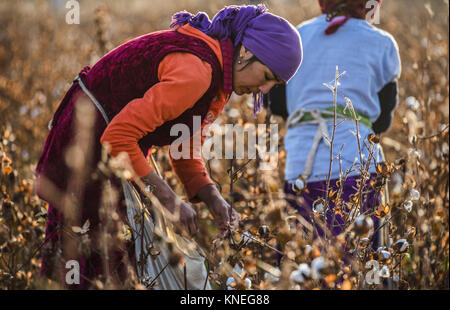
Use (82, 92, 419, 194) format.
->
(284, 14, 401, 183)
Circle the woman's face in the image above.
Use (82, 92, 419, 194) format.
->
(232, 45, 283, 96)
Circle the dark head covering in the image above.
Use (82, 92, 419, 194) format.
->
(170, 4, 302, 116)
(318, 0, 383, 34)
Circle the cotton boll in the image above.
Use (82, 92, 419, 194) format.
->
(393, 239, 409, 253)
(244, 278, 252, 289)
(405, 96, 420, 110)
(290, 270, 304, 284)
(227, 108, 240, 119)
(298, 263, 311, 279)
(242, 231, 253, 244)
(402, 200, 413, 213)
(264, 270, 280, 282)
(289, 263, 312, 284)
(311, 257, 325, 280)
(313, 202, 325, 215)
(304, 245, 313, 256)
(226, 276, 235, 290)
(312, 199, 325, 215)
(379, 265, 390, 278)
(359, 237, 370, 248)
(353, 215, 373, 235)
(410, 189, 420, 201)
(258, 225, 270, 238)
(233, 264, 244, 277)
(379, 250, 391, 261)
(292, 177, 307, 193)
(391, 173, 403, 197)
(376, 247, 391, 261)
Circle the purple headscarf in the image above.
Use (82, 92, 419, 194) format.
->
(171, 4, 302, 116)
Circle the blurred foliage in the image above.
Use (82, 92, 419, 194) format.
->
(0, 0, 448, 289)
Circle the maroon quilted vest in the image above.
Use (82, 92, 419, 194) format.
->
(39, 30, 229, 193)
(81, 30, 224, 155)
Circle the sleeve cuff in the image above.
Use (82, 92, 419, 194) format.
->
(132, 155, 153, 178)
(183, 173, 215, 203)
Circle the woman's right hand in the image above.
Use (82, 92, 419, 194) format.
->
(142, 171, 198, 236)
(157, 190, 198, 236)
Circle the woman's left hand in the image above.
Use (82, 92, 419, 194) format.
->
(197, 184, 239, 238)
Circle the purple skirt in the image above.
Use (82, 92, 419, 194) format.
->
(284, 175, 381, 249)
(36, 68, 135, 289)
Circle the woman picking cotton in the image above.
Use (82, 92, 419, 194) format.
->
(35, 4, 302, 289)
(265, 0, 401, 254)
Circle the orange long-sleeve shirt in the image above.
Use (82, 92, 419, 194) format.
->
(100, 25, 230, 201)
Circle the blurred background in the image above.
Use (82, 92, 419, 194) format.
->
(0, 0, 448, 289)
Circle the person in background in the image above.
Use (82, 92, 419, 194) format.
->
(264, 0, 401, 253)
(36, 4, 302, 288)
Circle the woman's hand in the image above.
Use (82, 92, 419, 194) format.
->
(143, 171, 198, 236)
(197, 184, 240, 238)
(159, 193, 198, 236)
